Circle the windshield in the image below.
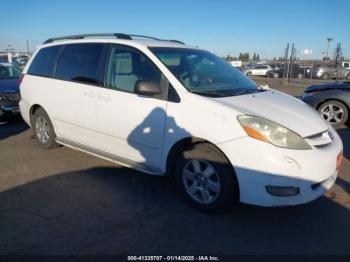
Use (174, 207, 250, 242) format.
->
(150, 47, 257, 96)
(0, 63, 21, 79)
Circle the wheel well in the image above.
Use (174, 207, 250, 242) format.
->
(165, 137, 231, 177)
(29, 104, 42, 126)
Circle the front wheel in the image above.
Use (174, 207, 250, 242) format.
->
(318, 100, 349, 127)
(33, 108, 60, 149)
(174, 143, 238, 212)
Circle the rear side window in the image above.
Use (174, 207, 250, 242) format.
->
(27, 45, 61, 77)
(55, 44, 103, 85)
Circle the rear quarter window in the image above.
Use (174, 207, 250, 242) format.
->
(54, 43, 104, 85)
(27, 45, 61, 77)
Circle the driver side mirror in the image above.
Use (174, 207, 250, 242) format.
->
(134, 80, 162, 96)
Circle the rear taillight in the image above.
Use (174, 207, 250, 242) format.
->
(19, 74, 25, 85)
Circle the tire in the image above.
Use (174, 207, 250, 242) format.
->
(321, 73, 330, 80)
(0, 110, 5, 121)
(0, 110, 13, 122)
(246, 72, 252, 78)
(174, 142, 239, 212)
(33, 108, 60, 149)
(318, 100, 349, 127)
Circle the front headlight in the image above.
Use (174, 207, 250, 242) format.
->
(237, 115, 311, 150)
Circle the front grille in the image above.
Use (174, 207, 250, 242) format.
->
(0, 92, 20, 102)
(304, 130, 333, 147)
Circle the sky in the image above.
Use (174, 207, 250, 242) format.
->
(1, 0, 350, 59)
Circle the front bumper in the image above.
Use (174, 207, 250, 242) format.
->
(218, 128, 343, 207)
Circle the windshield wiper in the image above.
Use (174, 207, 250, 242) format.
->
(190, 90, 225, 97)
(190, 88, 263, 97)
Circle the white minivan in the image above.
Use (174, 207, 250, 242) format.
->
(20, 33, 343, 211)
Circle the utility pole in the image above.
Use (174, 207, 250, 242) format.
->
(326, 37, 333, 60)
(288, 43, 295, 82)
(335, 42, 341, 80)
(284, 43, 289, 79)
(26, 40, 30, 56)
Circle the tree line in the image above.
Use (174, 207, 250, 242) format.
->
(225, 53, 260, 62)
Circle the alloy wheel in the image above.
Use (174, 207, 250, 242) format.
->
(320, 104, 344, 125)
(182, 159, 221, 204)
(35, 115, 51, 144)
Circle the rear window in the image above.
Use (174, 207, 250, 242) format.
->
(54, 44, 104, 85)
(27, 45, 61, 77)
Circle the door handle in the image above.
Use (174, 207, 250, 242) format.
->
(98, 94, 111, 101)
(84, 90, 96, 98)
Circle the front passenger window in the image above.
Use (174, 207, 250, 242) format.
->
(105, 46, 161, 93)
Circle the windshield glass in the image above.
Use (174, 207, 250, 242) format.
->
(0, 63, 21, 79)
(150, 47, 257, 96)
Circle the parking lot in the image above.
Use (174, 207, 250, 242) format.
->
(1, 85, 350, 255)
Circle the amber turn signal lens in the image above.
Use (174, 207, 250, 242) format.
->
(242, 125, 270, 143)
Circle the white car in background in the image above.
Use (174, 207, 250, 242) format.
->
(20, 33, 343, 211)
(244, 64, 272, 77)
(230, 60, 242, 68)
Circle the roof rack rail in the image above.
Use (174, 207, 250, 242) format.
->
(43, 33, 132, 44)
(129, 35, 185, 45)
(43, 33, 185, 45)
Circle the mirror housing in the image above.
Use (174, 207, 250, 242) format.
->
(134, 80, 162, 96)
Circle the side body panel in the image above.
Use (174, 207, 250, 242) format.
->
(95, 87, 168, 169)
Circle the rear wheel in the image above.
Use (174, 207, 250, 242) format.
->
(33, 108, 60, 149)
(318, 100, 349, 127)
(174, 142, 238, 212)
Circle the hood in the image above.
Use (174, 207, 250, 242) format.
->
(0, 78, 20, 93)
(306, 81, 350, 92)
(214, 89, 328, 137)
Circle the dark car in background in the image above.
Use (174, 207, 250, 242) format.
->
(268, 64, 311, 79)
(0, 61, 21, 119)
(301, 81, 350, 127)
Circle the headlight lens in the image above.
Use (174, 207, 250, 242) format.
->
(237, 115, 311, 150)
(302, 91, 319, 98)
